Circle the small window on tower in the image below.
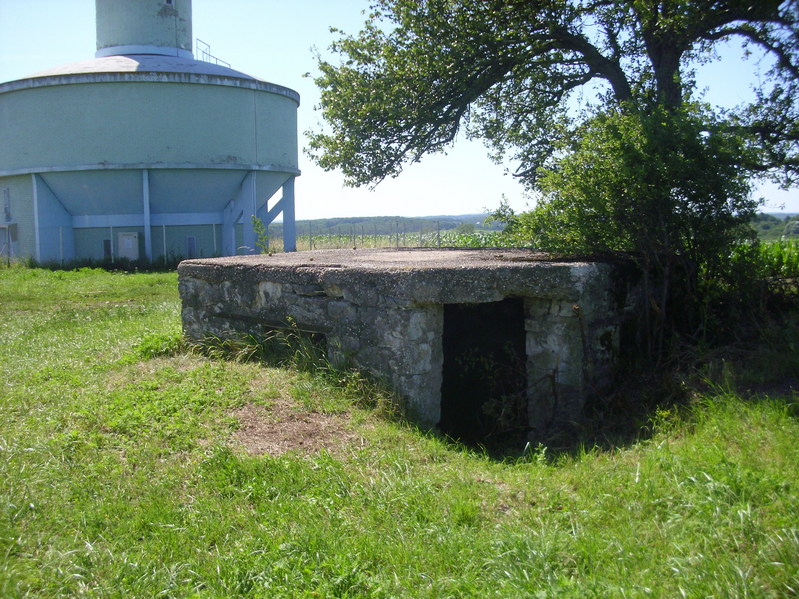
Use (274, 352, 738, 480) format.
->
(165, 0, 173, 4)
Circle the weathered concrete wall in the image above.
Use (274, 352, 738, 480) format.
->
(178, 248, 638, 438)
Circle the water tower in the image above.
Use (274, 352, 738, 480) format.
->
(0, 0, 299, 264)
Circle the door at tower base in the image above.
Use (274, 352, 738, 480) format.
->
(118, 232, 139, 260)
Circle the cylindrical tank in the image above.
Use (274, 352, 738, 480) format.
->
(0, 0, 299, 263)
(96, 0, 193, 58)
(0, 67, 299, 174)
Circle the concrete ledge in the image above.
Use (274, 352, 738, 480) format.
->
(0, 56, 300, 103)
(0, 162, 301, 178)
(178, 248, 608, 304)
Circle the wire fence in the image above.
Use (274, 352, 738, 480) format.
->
(262, 226, 514, 253)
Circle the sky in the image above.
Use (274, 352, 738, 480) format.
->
(0, 0, 796, 219)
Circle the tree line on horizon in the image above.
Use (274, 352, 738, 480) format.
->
(269, 212, 798, 242)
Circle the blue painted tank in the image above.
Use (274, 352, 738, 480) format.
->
(0, 0, 298, 264)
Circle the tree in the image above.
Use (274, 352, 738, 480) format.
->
(308, 0, 799, 350)
(310, 0, 797, 187)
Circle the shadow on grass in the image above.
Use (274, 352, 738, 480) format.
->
(436, 349, 799, 463)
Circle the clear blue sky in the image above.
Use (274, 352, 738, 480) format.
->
(1, 0, 796, 218)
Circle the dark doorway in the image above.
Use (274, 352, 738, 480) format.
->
(439, 298, 527, 444)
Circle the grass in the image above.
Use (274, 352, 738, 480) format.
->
(1, 264, 798, 597)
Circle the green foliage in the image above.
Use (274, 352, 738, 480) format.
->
(502, 104, 758, 262)
(726, 239, 799, 308)
(251, 215, 270, 254)
(689, 239, 799, 360)
(126, 329, 184, 361)
(192, 324, 327, 373)
(785, 219, 799, 237)
(750, 213, 799, 241)
(98, 363, 251, 448)
(310, 1, 798, 189)
(753, 239, 799, 283)
(309, 0, 798, 356)
(496, 105, 760, 353)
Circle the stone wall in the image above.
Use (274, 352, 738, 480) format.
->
(178, 249, 638, 440)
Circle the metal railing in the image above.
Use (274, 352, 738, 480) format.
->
(195, 39, 231, 68)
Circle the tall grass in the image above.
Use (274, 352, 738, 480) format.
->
(1, 266, 797, 597)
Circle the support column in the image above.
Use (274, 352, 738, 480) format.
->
(223, 172, 254, 256)
(142, 169, 152, 261)
(282, 177, 296, 252)
(222, 201, 237, 257)
(240, 171, 257, 254)
(31, 174, 41, 263)
(32, 174, 74, 263)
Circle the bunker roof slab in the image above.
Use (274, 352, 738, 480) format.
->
(178, 248, 610, 305)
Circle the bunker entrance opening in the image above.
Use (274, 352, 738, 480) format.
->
(438, 298, 527, 443)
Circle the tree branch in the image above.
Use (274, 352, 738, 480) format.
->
(546, 27, 634, 104)
(702, 26, 799, 79)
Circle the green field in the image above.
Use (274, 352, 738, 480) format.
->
(1, 266, 797, 597)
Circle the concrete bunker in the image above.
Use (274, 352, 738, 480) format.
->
(178, 248, 637, 442)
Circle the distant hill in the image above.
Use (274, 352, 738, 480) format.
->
(752, 213, 799, 241)
(267, 211, 799, 242)
(762, 212, 799, 220)
(268, 214, 502, 237)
